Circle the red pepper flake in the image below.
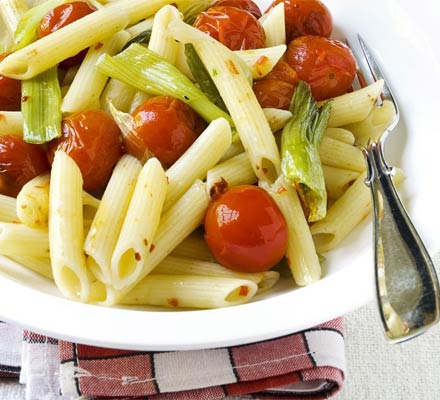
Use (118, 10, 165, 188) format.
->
(209, 177, 228, 200)
(225, 59, 239, 75)
(20, 204, 27, 209)
(168, 298, 179, 307)
(134, 252, 141, 261)
(143, 238, 148, 246)
(149, 244, 155, 253)
(11, 220, 21, 224)
(21, 96, 30, 102)
(94, 42, 104, 50)
(262, 167, 268, 175)
(239, 285, 249, 296)
(255, 55, 269, 76)
(277, 186, 287, 194)
(0, 114, 5, 121)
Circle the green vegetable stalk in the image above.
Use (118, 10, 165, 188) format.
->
(281, 81, 332, 222)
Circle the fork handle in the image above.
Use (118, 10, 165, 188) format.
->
(363, 141, 440, 343)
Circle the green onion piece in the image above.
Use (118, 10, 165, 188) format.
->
(21, 66, 62, 144)
(122, 29, 152, 51)
(13, 0, 68, 50)
(96, 43, 234, 127)
(185, 43, 228, 112)
(281, 81, 332, 222)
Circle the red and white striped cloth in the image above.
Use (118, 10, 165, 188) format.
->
(0, 319, 345, 399)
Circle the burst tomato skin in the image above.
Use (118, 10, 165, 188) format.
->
(253, 60, 298, 109)
(204, 185, 288, 273)
(128, 96, 202, 168)
(194, 6, 265, 50)
(37, 1, 97, 69)
(47, 110, 123, 192)
(285, 35, 356, 100)
(0, 135, 50, 197)
(266, 0, 333, 43)
(213, 0, 262, 18)
(0, 53, 22, 111)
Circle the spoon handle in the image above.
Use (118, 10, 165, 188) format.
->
(363, 141, 440, 343)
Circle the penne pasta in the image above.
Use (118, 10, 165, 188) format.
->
(0, 222, 49, 258)
(261, 176, 321, 286)
(263, 108, 292, 133)
(169, 19, 281, 183)
(164, 118, 232, 211)
(0, 0, 28, 36)
(84, 155, 142, 285)
(49, 151, 90, 302)
(121, 275, 258, 309)
(114, 179, 209, 304)
(62, 30, 130, 113)
(259, 2, 285, 47)
(326, 80, 384, 127)
(323, 165, 360, 200)
(170, 232, 216, 262)
(111, 158, 167, 290)
(8, 255, 52, 279)
(320, 136, 366, 172)
(324, 127, 356, 145)
(0, 194, 17, 222)
(101, 78, 137, 114)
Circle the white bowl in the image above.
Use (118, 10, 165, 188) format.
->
(1, 0, 440, 350)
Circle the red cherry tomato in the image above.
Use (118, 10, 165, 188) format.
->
(194, 6, 265, 50)
(266, 0, 333, 43)
(47, 110, 123, 192)
(204, 185, 288, 273)
(253, 60, 298, 109)
(0, 53, 22, 111)
(128, 96, 203, 168)
(0, 135, 50, 197)
(213, 0, 262, 18)
(286, 35, 356, 100)
(37, 1, 97, 69)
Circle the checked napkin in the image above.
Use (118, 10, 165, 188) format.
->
(0, 318, 345, 399)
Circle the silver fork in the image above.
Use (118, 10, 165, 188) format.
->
(348, 35, 440, 343)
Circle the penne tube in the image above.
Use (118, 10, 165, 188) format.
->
(114, 179, 209, 304)
(0, 0, 28, 36)
(164, 118, 232, 211)
(206, 152, 257, 196)
(0, 194, 17, 222)
(0, 111, 23, 135)
(0, 222, 49, 258)
(326, 80, 384, 127)
(153, 255, 280, 293)
(121, 275, 258, 309)
(8, 255, 53, 279)
(85, 155, 141, 285)
(324, 127, 356, 145)
(263, 108, 292, 133)
(323, 165, 360, 200)
(219, 141, 245, 162)
(344, 100, 396, 146)
(311, 168, 404, 253)
(62, 30, 130, 113)
(235, 45, 286, 79)
(128, 91, 150, 113)
(49, 151, 90, 302)
(0, 6, 130, 79)
(260, 2, 285, 47)
(320, 136, 366, 172)
(126, 16, 154, 37)
(170, 19, 281, 183)
(261, 176, 321, 286)
(171, 233, 216, 262)
(101, 79, 137, 114)
(111, 158, 167, 290)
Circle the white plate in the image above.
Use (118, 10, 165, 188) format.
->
(1, 0, 440, 350)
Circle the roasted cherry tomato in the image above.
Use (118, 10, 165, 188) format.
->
(37, 1, 97, 69)
(0, 135, 50, 197)
(204, 185, 288, 273)
(253, 60, 298, 109)
(47, 110, 123, 192)
(286, 35, 356, 100)
(127, 96, 203, 168)
(213, 0, 262, 18)
(194, 6, 265, 50)
(266, 0, 333, 43)
(0, 53, 22, 111)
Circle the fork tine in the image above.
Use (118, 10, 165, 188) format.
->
(357, 34, 399, 116)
